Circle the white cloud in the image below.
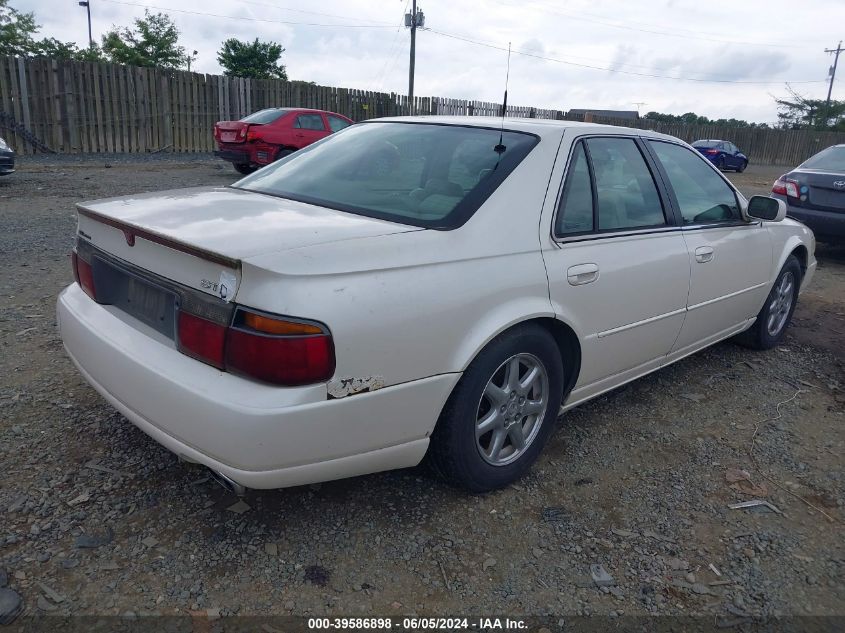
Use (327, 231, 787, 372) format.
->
(12, 0, 843, 123)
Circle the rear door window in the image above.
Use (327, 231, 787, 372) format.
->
(587, 137, 666, 231)
(649, 141, 741, 224)
(555, 137, 666, 236)
(555, 142, 594, 235)
(294, 114, 326, 131)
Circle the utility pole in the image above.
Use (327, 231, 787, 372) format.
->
(405, 1, 424, 115)
(78, 1, 93, 48)
(824, 41, 842, 125)
(632, 102, 646, 117)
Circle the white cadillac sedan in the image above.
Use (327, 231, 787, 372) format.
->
(57, 117, 816, 493)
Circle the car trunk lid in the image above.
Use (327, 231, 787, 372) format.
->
(214, 120, 254, 144)
(75, 186, 420, 298)
(791, 169, 845, 212)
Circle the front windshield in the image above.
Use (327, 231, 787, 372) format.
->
(800, 145, 845, 171)
(232, 122, 539, 229)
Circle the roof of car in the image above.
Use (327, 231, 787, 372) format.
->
(366, 115, 679, 142)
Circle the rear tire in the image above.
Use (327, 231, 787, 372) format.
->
(735, 256, 801, 350)
(717, 156, 726, 171)
(427, 324, 564, 492)
(736, 160, 747, 173)
(234, 163, 256, 175)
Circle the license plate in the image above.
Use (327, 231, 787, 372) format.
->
(221, 132, 238, 142)
(126, 277, 173, 329)
(810, 188, 845, 210)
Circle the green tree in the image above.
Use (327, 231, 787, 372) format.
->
(775, 85, 845, 131)
(643, 110, 766, 128)
(1, 0, 104, 60)
(0, 0, 38, 56)
(102, 10, 189, 69)
(217, 38, 287, 80)
(33, 38, 104, 62)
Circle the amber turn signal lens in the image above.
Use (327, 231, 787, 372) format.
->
(243, 312, 323, 336)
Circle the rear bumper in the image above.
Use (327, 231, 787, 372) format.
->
(57, 283, 459, 489)
(214, 148, 250, 164)
(775, 195, 845, 241)
(0, 151, 14, 174)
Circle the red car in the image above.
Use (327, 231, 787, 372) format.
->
(213, 108, 354, 174)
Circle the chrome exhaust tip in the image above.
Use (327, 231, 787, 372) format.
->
(207, 468, 247, 497)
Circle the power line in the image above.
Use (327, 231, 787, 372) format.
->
(418, 27, 731, 75)
(493, 0, 813, 49)
(424, 28, 826, 85)
(98, 0, 397, 28)
(232, 0, 393, 25)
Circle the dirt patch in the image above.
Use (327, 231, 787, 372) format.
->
(0, 156, 842, 622)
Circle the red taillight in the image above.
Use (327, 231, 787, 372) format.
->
(772, 177, 799, 198)
(246, 130, 259, 142)
(238, 126, 248, 139)
(177, 311, 227, 369)
(226, 328, 335, 386)
(175, 307, 335, 385)
(705, 149, 719, 154)
(72, 251, 97, 300)
(71, 251, 80, 284)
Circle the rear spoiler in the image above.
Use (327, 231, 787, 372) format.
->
(76, 206, 240, 269)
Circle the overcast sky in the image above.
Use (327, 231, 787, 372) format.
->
(14, 0, 845, 123)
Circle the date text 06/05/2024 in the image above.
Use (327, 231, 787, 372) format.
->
(307, 618, 529, 630)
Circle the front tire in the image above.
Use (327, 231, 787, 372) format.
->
(736, 256, 801, 350)
(736, 160, 747, 173)
(428, 324, 564, 492)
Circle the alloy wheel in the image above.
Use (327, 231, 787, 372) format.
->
(475, 353, 549, 466)
(767, 271, 795, 336)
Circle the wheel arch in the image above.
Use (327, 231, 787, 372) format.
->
(453, 313, 582, 403)
(770, 235, 811, 286)
(789, 244, 808, 278)
(531, 316, 582, 401)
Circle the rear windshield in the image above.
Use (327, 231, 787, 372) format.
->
(241, 108, 290, 124)
(800, 145, 845, 171)
(691, 140, 719, 148)
(232, 122, 539, 229)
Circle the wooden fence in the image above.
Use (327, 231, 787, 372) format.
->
(2, 55, 844, 165)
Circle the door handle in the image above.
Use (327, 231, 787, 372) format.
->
(567, 263, 599, 286)
(695, 246, 714, 263)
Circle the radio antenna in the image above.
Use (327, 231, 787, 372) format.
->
(494, 41, 511, 155)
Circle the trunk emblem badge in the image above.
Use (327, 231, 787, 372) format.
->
(123, 229, 136, 246)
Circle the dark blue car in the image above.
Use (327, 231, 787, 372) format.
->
(692, 139, 748, 172)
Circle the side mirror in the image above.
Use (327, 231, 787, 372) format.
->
(746, 195, 786, 222)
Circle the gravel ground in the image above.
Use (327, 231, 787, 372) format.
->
(0, 156, 843, 624)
